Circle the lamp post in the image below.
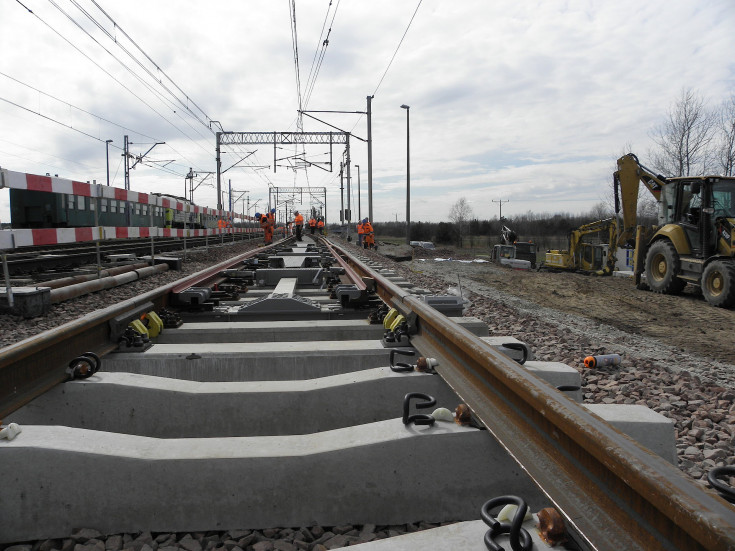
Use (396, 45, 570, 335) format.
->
(105, 139, 113, 186)
(400, 104, 410, 244)
(355, 164, 361, 221)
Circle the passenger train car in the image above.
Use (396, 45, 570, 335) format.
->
(9, 189, 220, 230)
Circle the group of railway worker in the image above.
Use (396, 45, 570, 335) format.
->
(356, 218, 375, 249)
(256, 209, 327, 245)
(308, 215, 325, 235)
(292, 212, 326, 240)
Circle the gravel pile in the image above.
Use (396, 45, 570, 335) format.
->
(351, 243, 735, 489)
(1, 523, 446, 551)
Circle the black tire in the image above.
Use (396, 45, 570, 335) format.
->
(645, 240, 687, 295)
(702, 260, 735, 308)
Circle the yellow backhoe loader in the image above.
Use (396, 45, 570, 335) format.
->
(615, 153, 735, 307)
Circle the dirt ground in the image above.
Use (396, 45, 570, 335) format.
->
(404, 248, 735, 366)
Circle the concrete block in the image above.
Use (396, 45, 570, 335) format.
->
(154, 317, 488, 344)
(104, 341, 417, 381)
(1, 420, 544, 542)
(139, 256, 182, 270)
(480, 336, 536, 362)
(347, 519, 554, 550)
(0, 286, 51, 318)
(524, 361, 582, 401)
(255, 268, 321, 286)
(584, 403, 676, 464)
(8, 368, 465, 438)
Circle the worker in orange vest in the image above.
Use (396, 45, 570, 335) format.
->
(309, 216, 317, 235)
(356, 219, 365, 248)
(362, 218, 375, 249)
(267, 208, 276, 242)
(293, 210, 304, 241)
(317, 218, 325, 235)
(259, 211, 273, 245)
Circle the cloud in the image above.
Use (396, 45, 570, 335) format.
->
(1, 0, 734, 226)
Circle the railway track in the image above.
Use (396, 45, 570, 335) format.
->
(2, 233, 256, 276)
(1, 235, 734, 550)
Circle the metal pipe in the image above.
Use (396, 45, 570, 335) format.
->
(40, 262, 151, 289)
(2, 252, 13, 308)
(49, 263, 168, 303)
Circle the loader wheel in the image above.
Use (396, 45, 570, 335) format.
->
(645, 240, 686, 295)
(702, 260, 735, 308)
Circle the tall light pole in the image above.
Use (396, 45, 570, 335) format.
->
(400, 104, 410, 244)
(105, 139, 113, 186)
(355, 164, 361, 221)
(367, 95, 374, 223)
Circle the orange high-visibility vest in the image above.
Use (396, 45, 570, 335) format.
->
(357, 222, 364, 234)
(317, 220, 324, 228)
(294, 213, 304, 225)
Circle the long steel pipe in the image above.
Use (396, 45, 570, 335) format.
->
(49, 264, 169, 303)
(40, 262, 151, 289)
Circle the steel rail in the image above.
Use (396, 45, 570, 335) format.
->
(0, 245, 270, 418)
(318, 238, 367, 291)
(331, 241, 735, 551)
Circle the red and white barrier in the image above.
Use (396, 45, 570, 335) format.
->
(0, 227, 262, 250)
(0, 168, 254, 221)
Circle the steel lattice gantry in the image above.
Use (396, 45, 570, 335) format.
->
(215, 131, 351, 213)
(268, 187, 328, 228)
(219, 132, 348, 145)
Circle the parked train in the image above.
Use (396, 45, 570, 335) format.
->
(9, 189, 222, 230)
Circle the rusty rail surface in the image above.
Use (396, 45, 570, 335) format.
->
(330, 240, 735, 551)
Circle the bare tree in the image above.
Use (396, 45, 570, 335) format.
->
(715, 94, 735, 176)
(649, 88, 717, 176)
(449, 197, 473, 248)
(589, 201, 613, 220)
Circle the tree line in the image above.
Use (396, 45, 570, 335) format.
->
(372, 209, 641, 252)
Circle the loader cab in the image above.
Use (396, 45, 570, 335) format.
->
(661, 178, 735, 258)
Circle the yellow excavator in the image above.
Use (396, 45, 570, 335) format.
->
(543, 218, 619, 275)
(615, 153, 735, 307)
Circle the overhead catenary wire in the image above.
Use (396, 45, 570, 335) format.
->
(0, 95, 192, 179)
(88, 0, 215, 131)
(302, 0, 341, 110)
(45, 0, 214, 154)
(372, 0, 423, 96)
(19, 3, 211, 175)
(0, 71, 160, 143)
(289, 0, 304, 131)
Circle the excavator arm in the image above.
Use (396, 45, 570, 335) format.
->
(614, 153, 668, 247)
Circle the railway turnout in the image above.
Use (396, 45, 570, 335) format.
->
(1, 235, 734, 550)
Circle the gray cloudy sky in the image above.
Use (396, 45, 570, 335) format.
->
(1, 0, 734, 224)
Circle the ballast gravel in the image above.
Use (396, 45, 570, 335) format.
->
(351, 244, 735, 490)
(0, 523, 447, 551)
